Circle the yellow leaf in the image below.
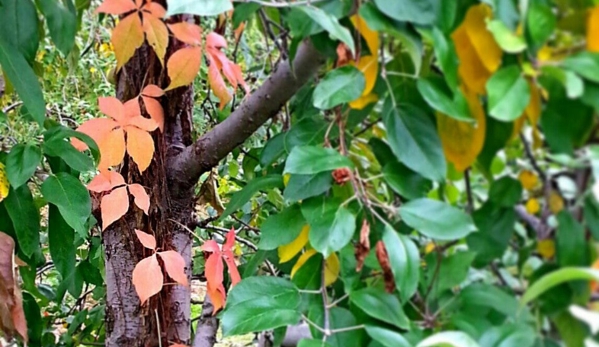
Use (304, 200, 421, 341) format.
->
(290, 249, 339, 286)
(350, 15, 379, 57)
(537, 45, 553, 62)
(548, 190, 564, 214)
(519, 170, 538, 190)
(537, 239, 555, 259)
(142, 13, 169, 66)
(0, 163, 9, 202)
(349, 93, 378, 110)
(436, 87, 486, 171)
(451, 4, 502, 94)
(351, 56, 378, 97)
(278, 225, 309, 263)
(587, 5, 599, 52)
(424, 242, 435, 254)
(525, 80, 541, 126)
(112, 13, 145, 70)
(283, 173, 291, 187)
(526, 198, 540, 214)
(348, 15, 379, 110)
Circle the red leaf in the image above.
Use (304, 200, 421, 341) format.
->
(206, 32, 227, 49)
(132, 254, 164, 304)
(99, 96, 126, 124)
(223, 229, 240, 285)
(158, 250, 188, 286)
(95, 0, 136, 14)
(143, 12, 169, 66)
(204, 252, 224, 296)
(201, 239, 220, 253)
(98, 127, 126, 170)
(142, 1, 166, 18)
(167, 22, 202, 46)
(224, 228, 236, 250)
(112, 13, 145, 70)
(101, 186, 129, 230)
(124, 126, 155, 172)
(207, 57, 231, 109)
(135, 229, 156, 250)
(0, 232, 28, 342)
(165, 46, 202, 91)
(128, 183, 150, 214)
(142, 84, 164, 97)
(142, 96, 164, 132)
(71, 118, 118, 151)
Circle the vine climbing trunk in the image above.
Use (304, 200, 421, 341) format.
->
(102, 12, 196, 347)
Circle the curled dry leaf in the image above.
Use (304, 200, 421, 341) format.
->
(0, 232, 27, 342)
(375, 240, 396, 293)
(135, 229, 156, 250)
(355, 220, 370, 272)
(158, 250, 188, 286)
(132, 254, 163, 304)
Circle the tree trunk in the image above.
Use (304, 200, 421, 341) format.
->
(103, 13, 195, 346)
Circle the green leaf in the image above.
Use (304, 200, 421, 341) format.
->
(313, 66, 365, 110)
(416, 331, 480, 347)
(309, 307, 364, 347)
(425, 251, 475, 297)
(350, 288, 409, 329)
(232, 3, 261, 28)
(467, 203, 516, 267)
(556, 211, 588, 267)
(520, 267, 599, 306)
(38, 0, 77, 55)
(222, 277, 301, 336)
(5, 143, 42, 188)
(297, 6, 355, 55)
(562, 52, 599, 83)
(298, 340, 334, 347)
(478, 324, 535, 347)
(383, 161, 432, 200)
(301, 197, 356, 257)
(284, 146, 354, 175)
(5, 184, 40, 257)
(486, 66, 530, 122)
(399, 198, 477, 240)
(383, 101, 446, 182)
(489, 176, 522, 207)
(365, 326, 412, 347)
(259, 204, 306, 250)
(417, 77, 473, 122)
(583, 195, 599, 240)
(22, 292, 43, 344)
(41, 173, 91, 237)
(0, 36, 45, 124)
(48, 204, 76, 279)
(43, 125, 100, 162)
(431, 27, 458, 90)
(373, 0, 436, 25)
(43, 139, 94, 172)
(0, 0, 39, 62)
(284, 172, 332, 202)
(220, 175, 283, 220)
(540, 66, 584, 99)
(260, 133, 285, 167)
(487, 20, 526, 53)
(166, 0, 232, 17)
(382, 225, 419, 302)
(458, 283, 519, 318)
(526, 3, 555, 49)
(477, 115, 513, 172)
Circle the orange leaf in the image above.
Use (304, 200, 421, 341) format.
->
(95, 0, 136, 14)
(206, 32, 227, 49)
(99, 96, 126, 124)
(135, 229, 156, 250)
(112, 13, 145, 70)
(206, 282, 226, 313)
(98, 127, 126, 170)
(142, 96, 164, 132)
(208, 59, 232, 109)
(142, 1, 166, 18)
(165, 46, 202, 91)
(588, 6, 599, 52)
(143, 12, 169, 66)
(204, 250, 224, 292)
(87, 170, 126, 192)
(72, 118, 118, 151)
(125, 126, 155, 172)
(127, 114, 158, 132)
(167, 22, 202, 46)
(158, 250, 188, 286)
(124, 98, 142, 119)
(223, 229, 240, 285)
(101, 186, 129, 230)
(142, 84, 164, 97)
(132, 254, 164, 304)
(128, 183, 150, 214)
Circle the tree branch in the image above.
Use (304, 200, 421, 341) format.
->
(168, 40, 326, 194)
(192, 296, 218, 347)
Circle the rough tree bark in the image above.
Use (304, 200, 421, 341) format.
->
(101, 9, 325, 344)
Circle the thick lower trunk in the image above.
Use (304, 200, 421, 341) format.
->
(103, 14, 196, 346)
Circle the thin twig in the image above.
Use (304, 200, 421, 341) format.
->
(464, 168, 474, 214)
